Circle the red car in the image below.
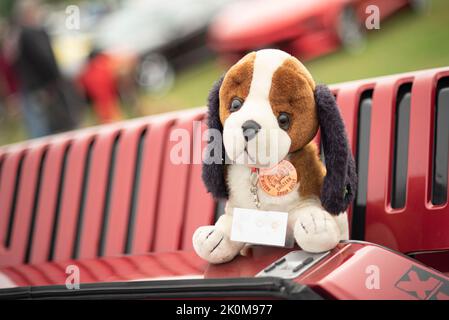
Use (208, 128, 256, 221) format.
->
(0, 66, 448, 299)
(209, 0, 426, 62)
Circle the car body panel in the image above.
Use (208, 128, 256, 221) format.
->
(1, 67, 448, 300)
(0, 241, 447, 300)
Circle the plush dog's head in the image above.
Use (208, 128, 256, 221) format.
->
(203, 49, 357, 214)
(219, 49, 317, 167)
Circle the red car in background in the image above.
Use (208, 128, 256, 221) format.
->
(209, 0, 427, 63)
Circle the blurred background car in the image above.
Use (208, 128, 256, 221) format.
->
(209, 0, 428, 63)
(50, 0, 235, 123)
(0, 0, 448, 147)
(45, 1, 117, 78)
(92, 0, 233, 93)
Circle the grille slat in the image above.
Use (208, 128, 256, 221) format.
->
(125, 128, 148, 254)
(352, 90, 373, 240)
(5, 153, 27, 248)
(72, 139, 96, 259)
(25, 149, 49, 263)
(431, 78, 449, 205)
(391, 83, 412, 209)
(98, 133, 121, 257)
(48, 144, 72, 261)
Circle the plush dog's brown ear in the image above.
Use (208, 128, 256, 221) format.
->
(202, 75, 229, 199)
(315, 84, 357, 215)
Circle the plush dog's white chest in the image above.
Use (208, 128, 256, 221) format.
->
(226, 164, 303, 212)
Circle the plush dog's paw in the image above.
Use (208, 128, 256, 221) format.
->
(192, 226, 243, 264)
(293, 207, 340, 253)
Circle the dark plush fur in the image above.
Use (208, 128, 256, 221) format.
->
(202, 75, 229, 199)
(315, 84, 357, 215)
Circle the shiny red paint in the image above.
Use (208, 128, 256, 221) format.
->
(332, 68, 449, 254)
(209, 0, 410, 62)
(52, 134, 96, 262)
(1, 242, 447, 300)
(0, 109, 215, 267)
(299, 242, 449, 300)
(333, 81, 376, 231)
(30, 139, 73, 264)
(0, 142, 48, 266)
(152, 112, 205, 251)
(0, 67, 448, 299)
(0, 251, 206, 288)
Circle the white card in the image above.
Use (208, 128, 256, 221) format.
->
(230, 207, 290, 247)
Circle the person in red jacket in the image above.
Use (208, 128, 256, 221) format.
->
(78, 49, 123, 123)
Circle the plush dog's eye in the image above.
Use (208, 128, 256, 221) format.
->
(230, 97, 243, 112)
(277, 112, 291, 130)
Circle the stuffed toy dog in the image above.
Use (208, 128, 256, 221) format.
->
(193, 49, 357, 264)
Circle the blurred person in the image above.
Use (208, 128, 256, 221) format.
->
(0, 48, 19, 120)
(8, 0, 82, 138)
(0, 19, 19, 119)
(78, 49, 123, 123)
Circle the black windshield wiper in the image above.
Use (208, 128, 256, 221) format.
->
(0, 277, 322, 300)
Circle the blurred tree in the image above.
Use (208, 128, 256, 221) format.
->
(0, 0, 14, 18)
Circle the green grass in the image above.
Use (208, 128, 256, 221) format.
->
(2, 0, 449, 146)
(0, 111, 27, 145)
(307, 0, 449, 84)
(139, 60, 224, 114)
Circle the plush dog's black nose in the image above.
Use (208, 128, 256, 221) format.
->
(242, 120, 261, 141)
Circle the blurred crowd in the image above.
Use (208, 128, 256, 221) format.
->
(0, 0, 429, 141)
(0, 0, 231, 140)
(0, 0, 130, 140)
(0, 0, 86, 139)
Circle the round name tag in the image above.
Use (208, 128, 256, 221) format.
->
(258, 160, 298, 197)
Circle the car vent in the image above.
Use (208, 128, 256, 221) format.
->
(352, 90, 373, 240)
(431, 77, 449, 205)
(391, 83, 412, 209)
